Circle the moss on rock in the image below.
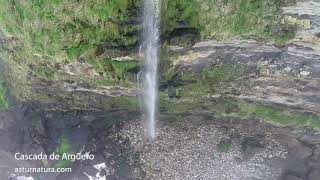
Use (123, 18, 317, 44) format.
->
(0, 80, 9, 112)
(0, 0, 298, 113)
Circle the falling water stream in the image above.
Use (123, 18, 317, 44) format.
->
(142, 0, 160, 139)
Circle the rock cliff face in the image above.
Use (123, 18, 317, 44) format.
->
(168, 40, 320, 113)
(0, 0, 319, 126)
(157, 0, 320, 130)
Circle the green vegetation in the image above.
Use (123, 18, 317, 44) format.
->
(160, 61, 319, 129)
(161, 63, 246, 99)
(88, 59, 139, 85)
(0, 0, 140, 62)
(163, 63, 246, 84)
(201, 64, 247, 82)
(160, 56, 320, 130)
(0, 0, 143, 98)
(54, 136, 72, 168)
(112, 96, 139, 111)
(0, 0, 295, 101)
(160, 63, 247, 112)
(161, 0, 295, 43)
(0, 66, 9, 112)
(275, 29, 295, 45)
(161, 0, 199, 33)
(0, 80, 9, 112)
(0, 0, 297, 111)
(161, 95, 320, 129)
(215, 98, 320, 129)
(217, 142, 231, 152)
(0, 0, 293, 64)
(34, 64, 56, 80)
(196, 0, 294, 42)
(31, 89, 140, 111)
(98, 60, 138, 80)
(160, 93, 211, 113)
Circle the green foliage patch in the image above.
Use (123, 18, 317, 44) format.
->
(161, 0, 199, 33)
(0, 80, 9, 112)
(0, 64, 9, 112)
(161, 94, 320, 130)
(216, 98, 320, 129)
(0, 0, 296, 103)
(34, 65, 56, 80)
(196, 0, 294, 42)
(0, 0, 143, 99)
(217, 142, 231, 152)
(275, 29, 295, 45)
(201, 64, 247, 82)
(88, 59, 139, 85)
(0, 0, 140, 63)
(54, 136, 72, 168)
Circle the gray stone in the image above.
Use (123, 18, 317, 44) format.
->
(283, 174, 304, 180)
(300, 70, 311, 76)
(312, 149, 320, 162)
(283, 156, 309, 178)
(287, 139, 313, 159)
(171, 39, 320, 114)
(309, 168, 320, 180)
(299, 134, 319, 147)
(284, 67, 292, 72)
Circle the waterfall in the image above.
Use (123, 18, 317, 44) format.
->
(141, 0, 160, 139)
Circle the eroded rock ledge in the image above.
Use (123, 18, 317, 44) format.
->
(168, 39, 320, 114)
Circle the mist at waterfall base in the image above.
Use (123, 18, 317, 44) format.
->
(141, 0, 160, 140)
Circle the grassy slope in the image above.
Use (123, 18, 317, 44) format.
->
(161, 0, 199, 32)
(0, 0, 138, 63)
(0, 81, 9, 111)
(0, 0, 293, 65)
(54, 136, 72, 168)
(0, 62, 9, 111)
(0, 0, 143, 99)
(201, 0, 294, 43)
(162, 0, 294, 44)
(0, 0, 297, 114)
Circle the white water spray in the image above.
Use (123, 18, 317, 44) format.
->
(141, 0, 160, 139)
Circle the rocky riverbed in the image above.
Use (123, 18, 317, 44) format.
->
(0, 102, 319, 180)
(119, 114, 320, 180)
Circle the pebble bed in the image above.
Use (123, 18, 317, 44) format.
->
(119, 119, 288, 180)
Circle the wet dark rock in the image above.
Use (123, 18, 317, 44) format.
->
(78, 174, 89, 180)
(0, 150, 32, 179)
(166, 27, 200, 47)
(283, 156, 309, 179)
(299, 133, 320, 148)
(167, 86, 178, 99)
(0, 101, 143, 179)
(280, 139, 314, 179)
(283, 174, 304, 180)
(287, 139, 313, 159)
(308, 149, 320, 168)
(312, 149, 320, 161)
(241, 135, 266, 158)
